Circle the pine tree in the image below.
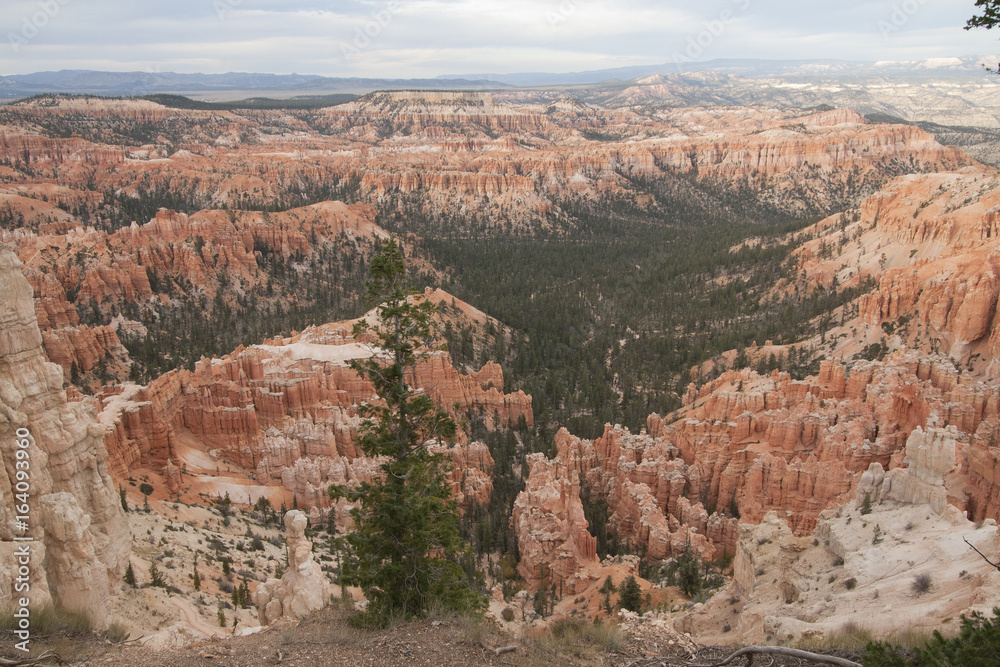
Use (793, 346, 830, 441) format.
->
(231, 578, 251, 608)
(618, 575, 642, 612)
(329, 238, 484, 626)
(677, 545, 703, 598)
(139, 482, 153, 512)
(533, 580, 550, 618)
(119, 485, 129, 513)
(967, 1, 1000, 31)
(861, 492, 873, 515)
(124, 563, 136, 588)
(600, 575, 616, 615)
(863, 608, 1000, 666)
(193, 555, 201, 591)
(149, 562, 166, 588)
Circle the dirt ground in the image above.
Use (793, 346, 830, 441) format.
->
(0, 606, 869, 667)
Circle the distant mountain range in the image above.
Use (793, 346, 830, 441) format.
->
(0, 70, 507, 100)
(443, 55, 1000, 85)
(2, 56, 997, 101)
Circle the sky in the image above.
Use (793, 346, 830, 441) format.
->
(1, 0, 998, 78)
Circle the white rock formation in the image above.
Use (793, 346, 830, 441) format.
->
(0, 246, 128, 626)
(857, 425, 963, 516)
(253, 510, 330, 625)
(38, 493, 111, 627)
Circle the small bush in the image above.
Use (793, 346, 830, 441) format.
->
(799, 621, 873, 650)
(106, 622, 130, 643)
(501, 607, 515, 622)
(845, 577, 858, 590)
(545, 617, 624, 655)
(912, 573, 932, 595)
(456, 614, 489, 646)
(22, 605, 93, 637)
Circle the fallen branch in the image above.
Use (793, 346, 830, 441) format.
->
(0, 651, 64, 666)
(492, 645, 518, 656)
(687, 646, 862, 667)
(963, 536, 1000, 571)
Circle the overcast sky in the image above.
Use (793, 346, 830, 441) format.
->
(2, 0, 998, 77)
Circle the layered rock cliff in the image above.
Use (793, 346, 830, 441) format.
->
(788, 170, 1000, 368)
(0, 245, 128, 625)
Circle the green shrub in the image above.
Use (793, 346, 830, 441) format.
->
(863, 608, 1000, 666)
(4, 605, 94, 637)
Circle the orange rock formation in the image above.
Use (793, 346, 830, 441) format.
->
(513, 351, 1000, 590)
(98, 314, 531, 523)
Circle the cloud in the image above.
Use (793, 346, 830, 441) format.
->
(0, 0, 996, 77)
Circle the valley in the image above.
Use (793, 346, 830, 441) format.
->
(2, 81, 1000, 664)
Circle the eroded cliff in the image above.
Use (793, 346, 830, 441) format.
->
(0, 245, 128, 626)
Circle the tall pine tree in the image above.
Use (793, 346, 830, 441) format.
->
(330, 238, 484, 626)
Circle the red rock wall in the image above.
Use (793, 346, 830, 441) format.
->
(514, 353, 1000, 589)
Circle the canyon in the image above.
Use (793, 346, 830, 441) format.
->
(1, 89, 1000, 653)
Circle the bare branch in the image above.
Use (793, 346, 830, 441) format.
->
(963, 536, 1000, 570)
(686, 646, 862, 667)
(0, 650, 65, 666)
